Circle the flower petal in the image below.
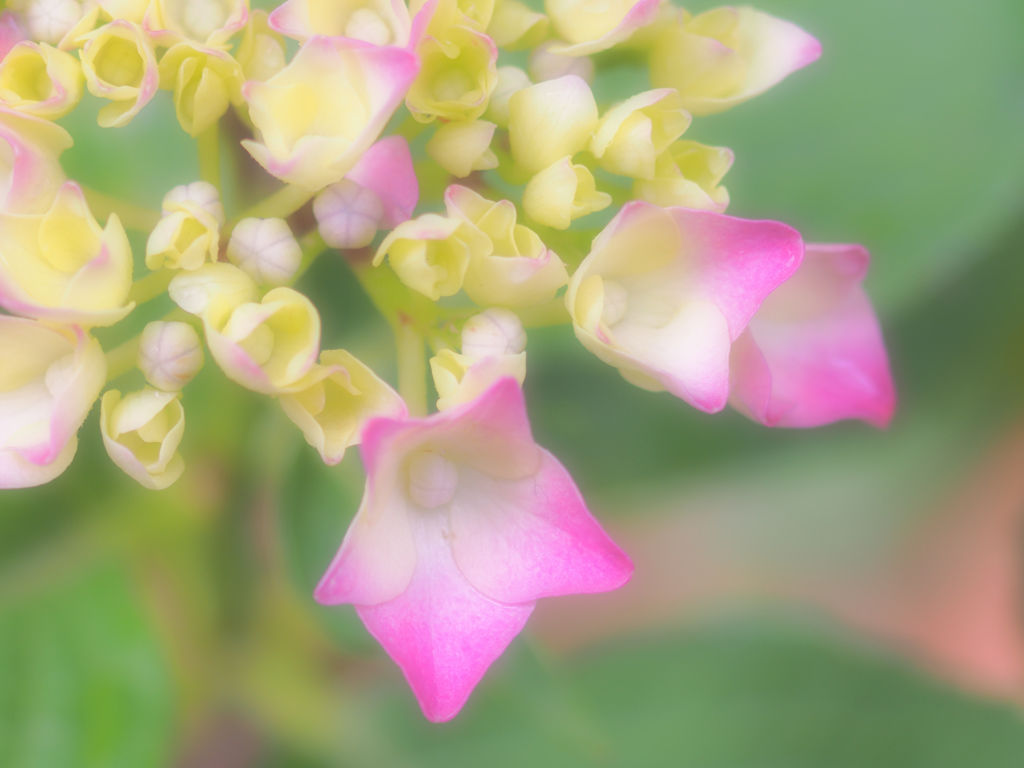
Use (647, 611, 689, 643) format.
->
(356, 516, 534, 722)
(450, 449, 633, 604)
(730, 243, 896, 428)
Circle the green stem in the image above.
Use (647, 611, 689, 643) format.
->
(290, 230, 329, 285)
(517, 298, 571, 329)
(236, 185, 315, 226)
(395, 318, 427, 417)
(128, 269, 174, 305)
(105, 335, 141, 383)
(197, 122, 221, 190)
(82, 187, 160, 233)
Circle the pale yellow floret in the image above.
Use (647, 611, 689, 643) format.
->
(411, 0, 494, 37)
(145, 0, 249, 49)
(590, 89, 691, 180)
(430, 348, 526, 410)
(279, 348, 405, 465)
(649, 6, 820, 115)
(158, 42, 244, 137)
(78, 20, 158, 127)
(425, 119, 498, 178)
(406, 25, 497, 123)
(632, 140, 733, 211)
(487, 0, 547, 51)
(146, 203, 221, 271)
(545, 0, 654, 55)
(507, 75, 597, 175)
(0, 182, 134, 326)
(445, 185, 569, 307)
(374, 214, 489, 300)
(235, 9, 286, 83)
(483, 65, 530, 128)
(0, 42, 84, 120)
(522, 156, 611, 229)
(100, 388, 185, 490)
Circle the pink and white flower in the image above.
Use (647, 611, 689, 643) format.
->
(0, 106, 71, 214)
(730, 243, 896, 428)
(0, 317, 106, 489)
(243, 36, 419, 191)
(566, 201, 803, 413)
(315, 377, 633, 721)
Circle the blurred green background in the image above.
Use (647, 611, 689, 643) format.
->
(3, 0, 1024, 765)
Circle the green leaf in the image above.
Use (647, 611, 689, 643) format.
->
(0, 564, 174, 768)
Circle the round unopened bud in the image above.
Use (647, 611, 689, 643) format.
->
(138, 321, 204, 391)
(226, 217, 302, 286)
(26, 0, 81, 45)
(163, 181, 225, 225)
(485, 66, 532, 129)
(407, 450, 459, 509)
(461, 308, 526, 359)
(529, 41, 595, 84)
(314, 179, 385, 250)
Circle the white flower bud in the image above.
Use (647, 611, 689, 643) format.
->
(138, 321, 204, 391)
(484, 66, 532, 129)
(529, 41, 595, 85)
(162, 181, 225, 226)
(226, 217, 302, 286)
(314, 179, 385, 250)
(461, 308, 526, 359)
(26, 0, 81, 45)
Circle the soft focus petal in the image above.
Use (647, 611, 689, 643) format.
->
(280, 348, 407, 465)
(430, 349, 525, 410)
(522, 155, 610, 230)
(508, 75, 597, 175)
(0, 181, 135, 327)
(0, 106, 71, 214)
(450, 448, 633, 603)
(270, 0, 412, 47)
(243, 37, 419, 190)
(79, 20, 159, 128)
(345, 135, 418, 229)
(0, 319, 105, 488)
(100, 387, 186, 490)
(425, 119, 497, 179)
(730, 243, 896, 428)
(546, 0, 660, 56)
(567, 201, 803, 412)
(633, 139, 733, 212)
(589, 88, 691, 180)
(356, 521, 535, 722)
(0, 41, 84, 120)
(650, 6, 822, 116)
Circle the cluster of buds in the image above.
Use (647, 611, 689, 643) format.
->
(0, 0, 895, 722)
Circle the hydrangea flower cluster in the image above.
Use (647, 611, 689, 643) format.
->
(0, 0, 896, 721)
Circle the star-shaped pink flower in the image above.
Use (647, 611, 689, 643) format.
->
(315, 378, 633, 721)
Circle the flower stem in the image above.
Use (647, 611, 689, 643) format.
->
(82, 187, 160, 233)
(128, 269, 174, 305)
(197, 122, 221, 191)
(516, 298, 571, 328)
(104, 335, 141, 383)
(236, 185, 315, 226)
(290, 230, 329, 286)
(395, 318, 427, 417)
